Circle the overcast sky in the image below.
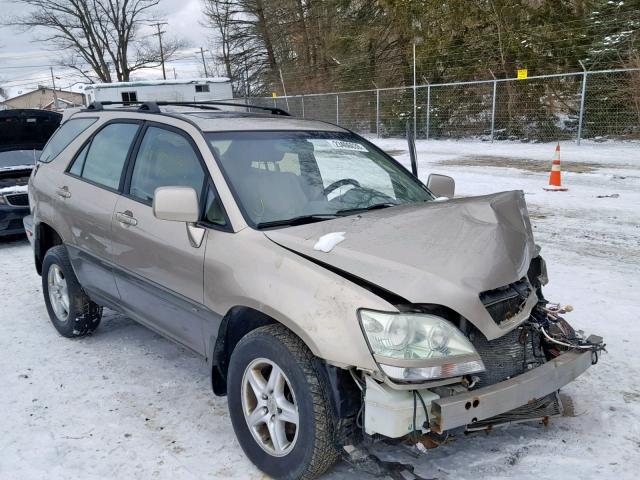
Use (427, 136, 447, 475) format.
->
(0, 0, 214, 98)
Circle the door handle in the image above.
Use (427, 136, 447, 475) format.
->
(115, 210, 138, 226)
(56, 186, 71, 198)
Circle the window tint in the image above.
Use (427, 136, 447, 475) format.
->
(81, 123, 139, 189)
(129, 127, 205, 203)
(39, 118, 97, 163)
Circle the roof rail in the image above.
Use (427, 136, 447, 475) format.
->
(82, 100, 290, 116)
(155, 100, 291, 116)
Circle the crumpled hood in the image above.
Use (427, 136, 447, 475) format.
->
(264, 190, 537, 340)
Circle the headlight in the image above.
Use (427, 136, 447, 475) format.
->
(359, 310, 485, 381)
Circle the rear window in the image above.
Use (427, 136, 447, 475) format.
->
(39, 117, 97, 163)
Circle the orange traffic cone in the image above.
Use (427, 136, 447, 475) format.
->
(543, 143, 568, 191)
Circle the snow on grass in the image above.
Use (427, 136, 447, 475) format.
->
(1, 139, 639, 479)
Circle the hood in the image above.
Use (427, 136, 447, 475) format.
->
(0, 109, 62, 154)
(264, 190, 537, 340)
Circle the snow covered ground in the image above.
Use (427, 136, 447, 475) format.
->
(1, 139, 639, 480)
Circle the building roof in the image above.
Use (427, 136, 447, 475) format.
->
(4, 86, 84, 102)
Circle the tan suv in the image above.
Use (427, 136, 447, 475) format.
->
(26, 101, 604, 480)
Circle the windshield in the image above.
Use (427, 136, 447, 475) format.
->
(0, 150, 40, 168)
(206, 131, 432, 228)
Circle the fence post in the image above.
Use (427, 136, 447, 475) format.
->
(301, 95, 305, 118)
(336, 94, 339, 124)
(425, 84, 431, 140)
(490, 79, 497, 143)
(376, 89, 380, 138)
(577, 61, 588, 145)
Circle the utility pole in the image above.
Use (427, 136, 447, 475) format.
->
(50, 67, 59, 110)
(200, 47, 209, 77)
(151, 22, 168, 80)
(173, 67, 177, 80)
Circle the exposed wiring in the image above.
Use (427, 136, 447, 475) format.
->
(540, 326, 595, 350)
(349, 368, 364, 391)
(415, 390, 430, 430)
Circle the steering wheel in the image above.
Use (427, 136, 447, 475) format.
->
(324, 178, 361, 196)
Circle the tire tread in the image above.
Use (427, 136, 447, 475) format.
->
(241, 324, 340, 479)
(42, 245, 102, 337)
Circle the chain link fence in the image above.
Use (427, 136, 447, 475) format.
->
(236, 68, 640, 143)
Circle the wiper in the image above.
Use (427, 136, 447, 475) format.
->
(256, 214, 338, 229)
(335, 203, 397, 216)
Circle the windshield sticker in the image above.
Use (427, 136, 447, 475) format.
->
(327, 140, 368, 152)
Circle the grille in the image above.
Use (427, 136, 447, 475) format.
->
(480, 277, 532, 326)
(471, 326, 543, 387)
(6, 193, 29, 207)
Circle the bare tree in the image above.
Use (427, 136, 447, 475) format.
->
(8, 0, 184, 82)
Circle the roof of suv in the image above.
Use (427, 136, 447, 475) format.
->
(178, 111, 346, 133)
(72, 103, 347, 133)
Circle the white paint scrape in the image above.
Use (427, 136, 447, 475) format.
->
(313, 232, 346, 252)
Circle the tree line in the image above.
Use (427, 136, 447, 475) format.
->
(202, 0, 639, 97)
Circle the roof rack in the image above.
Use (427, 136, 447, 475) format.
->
(83, 100, 290, 116)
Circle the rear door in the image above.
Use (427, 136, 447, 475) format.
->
(60, 121, 141, 304)
(110, 123, 210, 354)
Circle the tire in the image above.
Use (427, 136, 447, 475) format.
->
(227, 324, 339, 480)
(42, 245, 102, 338)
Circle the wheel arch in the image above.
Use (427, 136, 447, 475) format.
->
(209, 306, 278, 396)
(34, 222, 63, 275)
(209, 305, 328, 396)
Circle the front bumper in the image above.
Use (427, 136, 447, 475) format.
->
(430, 349, 593, 433)
(0, 206, 30, 237)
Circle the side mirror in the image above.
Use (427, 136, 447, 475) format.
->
(153, 186, 199, 223)
(427, 174, 455, 199)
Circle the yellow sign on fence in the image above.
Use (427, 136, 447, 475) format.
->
(517, 68, 528, 80)
(271, 92, 278, 98)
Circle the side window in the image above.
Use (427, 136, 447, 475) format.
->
(39, 117, 97, 163)
(79, 123, 139, 190)
(121, 91, 138, 103)
(68, 143, 89, 176)
(129, 127, 205, 204)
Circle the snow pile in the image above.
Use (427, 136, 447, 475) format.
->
(0, 139, 638, 479)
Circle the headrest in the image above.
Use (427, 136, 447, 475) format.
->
(224, 139, 285, 170)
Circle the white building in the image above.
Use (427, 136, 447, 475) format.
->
(84, 78, 233, 104)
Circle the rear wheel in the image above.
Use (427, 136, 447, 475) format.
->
(227, 324, 339, 480)
(42, 245, 102, 337)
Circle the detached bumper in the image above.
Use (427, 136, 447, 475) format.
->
(430, 350, 593, 433)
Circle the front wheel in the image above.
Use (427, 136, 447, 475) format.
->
(227, 324, 339, 480)
(42, 245, 102, 337)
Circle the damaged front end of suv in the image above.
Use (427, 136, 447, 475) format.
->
(265, 189, 605, 443)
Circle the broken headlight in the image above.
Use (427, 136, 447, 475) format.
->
(359, 310, 485, 381)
